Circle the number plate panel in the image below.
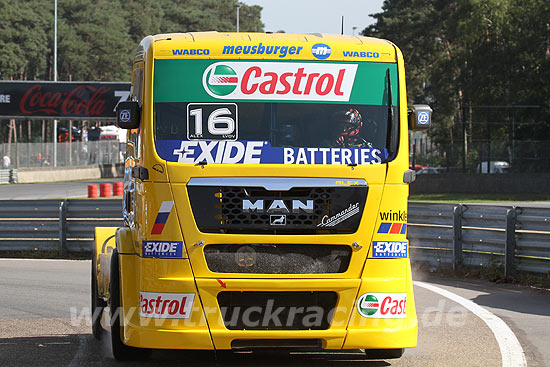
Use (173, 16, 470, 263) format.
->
(187, 103, 238, 140)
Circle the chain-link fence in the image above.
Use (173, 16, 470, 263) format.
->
(411, 138, 550, 173)
(410, 106, 550, 173)
(0, 141, 124, 169)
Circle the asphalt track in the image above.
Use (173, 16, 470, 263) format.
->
(0, 259, 549, 366)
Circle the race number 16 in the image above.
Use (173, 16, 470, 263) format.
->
(187, 103, 238, 140)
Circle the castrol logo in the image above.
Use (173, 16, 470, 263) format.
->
(139, 292, 195, 319)
(203, 62, 357, 101)
(357, 293, 407, 319)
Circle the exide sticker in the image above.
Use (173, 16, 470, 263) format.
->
(140, 292, 195, 319)
(202, 62, 357, 101)
(357, 293, 407, 318)
(163, 140, 385, 165)
(142, 241, 183, 258)
(372, 241, 408, 258)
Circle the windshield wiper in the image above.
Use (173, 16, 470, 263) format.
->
(385, 68, 394, 158)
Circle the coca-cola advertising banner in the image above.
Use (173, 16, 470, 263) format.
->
(0, 81, 131, 120)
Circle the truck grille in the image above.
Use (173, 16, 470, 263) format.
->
(217, 291, 337, 330)
(188, 179, 368, 234)
(220, 187, 329, 227)
(204, 244, 351, 274)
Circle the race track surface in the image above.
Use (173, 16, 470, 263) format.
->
(0, 259, 548, 366)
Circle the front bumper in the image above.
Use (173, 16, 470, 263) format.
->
(119, 255, 417, 350)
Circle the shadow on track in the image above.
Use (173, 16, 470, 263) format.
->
(422, 275, 550, 317)
(0, 334, 392, 367)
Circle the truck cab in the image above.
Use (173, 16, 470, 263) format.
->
(92, 31, 431, 361)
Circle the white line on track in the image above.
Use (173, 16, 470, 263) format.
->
(414, 281, 526, 367)
(67, 334, 88, 367)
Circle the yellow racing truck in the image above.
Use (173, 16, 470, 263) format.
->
(92, 31, 431, 361)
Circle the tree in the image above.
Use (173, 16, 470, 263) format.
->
(57, 0, 132, 81)
(158, 0, 263, 34)
(0, 0, 51, 80)
(0, 0, 265, 143)
(364, 0, 550, 171)
(120, 0, 164, 44)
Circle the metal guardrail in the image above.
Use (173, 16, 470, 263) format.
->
(0, 199, 122, 254)
(0, 169, 17, 184)
(0, 199, 548, 275)
(408, 202, 550, 275)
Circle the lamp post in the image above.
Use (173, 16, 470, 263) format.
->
(235, 3, 241, 32)
(53, 0, 58, 166)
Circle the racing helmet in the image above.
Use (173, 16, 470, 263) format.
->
(332, 108, 363, 138)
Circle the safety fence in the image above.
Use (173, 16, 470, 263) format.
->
(0, 199, 122, 255)
(0, 169, 17, 184)
(0, 199, 548, 275)
(0, 141, 124, 169)
(408, 202, 550, 275)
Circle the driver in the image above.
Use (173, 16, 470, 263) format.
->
(331, 108, 373, 148)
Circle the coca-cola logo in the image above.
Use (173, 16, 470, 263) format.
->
(19, 84, 110, 116)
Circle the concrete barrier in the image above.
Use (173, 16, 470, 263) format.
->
(16, 163, 124, 184)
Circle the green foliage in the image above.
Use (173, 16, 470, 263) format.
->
(157, 0, 263, 34)
(0, 0, 264, 82)
(0, 0, 264, 144)
(58, 0, 133, 81)
(0, 0, 51, 80)
(364, 0, 550, 171)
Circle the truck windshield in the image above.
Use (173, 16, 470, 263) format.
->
(152, 59, 398, 165)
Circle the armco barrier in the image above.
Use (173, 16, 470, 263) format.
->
(0, 169, 17, 184)
(0, 199, 549, 275)
(0, 199, 122, 255)
(408, 202, 550, 275)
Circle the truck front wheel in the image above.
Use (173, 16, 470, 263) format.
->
(109, 249, 151, 361)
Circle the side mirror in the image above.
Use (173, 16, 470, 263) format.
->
(116, 101, 140, 129)
(408, 104, 432, 131)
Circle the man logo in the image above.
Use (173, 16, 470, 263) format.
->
(203, 64, 238, 96)
(311, 43, 331, 60)
(270, 215, 286, 225)
(243, 199, 314, 213)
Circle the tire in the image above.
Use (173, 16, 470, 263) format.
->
(109, 249, 151, 361)
(364, 348, 404, 360)
(91, 244, 106, 340)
